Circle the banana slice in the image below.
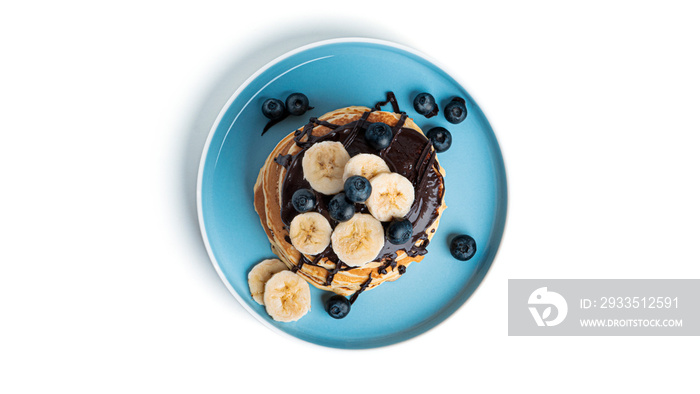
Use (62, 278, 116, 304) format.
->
(331, 213, 385, 267)
(248, 258, 288, 305)
(302, 141, 351, 194)
(366, 173, 415, 222)
(263, 271, 311, 322)
(289, 212, 332, 255)
(342, 153, 391, 182)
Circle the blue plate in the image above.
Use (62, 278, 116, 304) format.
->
(197, 38, 507, 349)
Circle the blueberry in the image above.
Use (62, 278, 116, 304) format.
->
(291, 188, 316, 213)
(344, 176, 372, 203)
(285, 93, 310, 116)
(450, 234, 477, 261)
(326, 295, 351, 319)
(444, 98, 467, 124)
(262, 98, 286, 120)
(426, 127, 452, 153)
(413, 92, 437, 116)
(364, 122, 393, 150)
(387, 218, 413, 245)
(328, 193, 355, 222)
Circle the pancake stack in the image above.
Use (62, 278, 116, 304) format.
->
(253, 105, 446, 297)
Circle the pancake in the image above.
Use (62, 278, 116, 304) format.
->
(253, 103, 446, 297)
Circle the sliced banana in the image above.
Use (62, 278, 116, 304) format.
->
(264, 271, 311, 322)
(331, 213, 385, 267)
(248, 259, 288, 305)
(366, 173, 415, 222)
(289, 212, 332, 255)
(342, 153, 391, 182)
(302, 141, 350, 195)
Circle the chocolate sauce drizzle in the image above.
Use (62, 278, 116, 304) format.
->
(325, 261, 348, 286)
(425, 105, 439, 118)
(274, 154, 293, 168)
(261, 106, 315, 136)
(348, 274, 373, 305)
(378, 258, 397, 275)
(292, 254, 321, 273)
(275, 92, 445, 302)
(292, 117, 342, 149)
(373, 91, 401, 113)
(342, 111, 371, 150)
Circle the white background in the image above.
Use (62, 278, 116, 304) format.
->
(1, 1, 699, 392)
